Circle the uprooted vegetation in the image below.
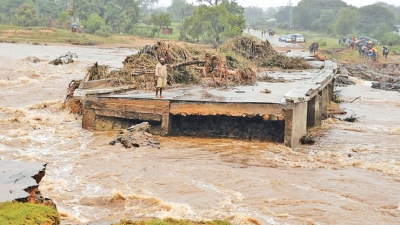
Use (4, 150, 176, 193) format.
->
(63, 37, 313, 113)
(82, 36, 311, 88)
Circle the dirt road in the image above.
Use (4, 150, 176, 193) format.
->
(248, 29, 306, 48)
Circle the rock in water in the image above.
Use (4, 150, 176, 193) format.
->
(109, 122, 160, 148)
(335, 75, 355, 85)
(300, 134, 316, 145)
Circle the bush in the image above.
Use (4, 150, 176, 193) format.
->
(58, 11, 69, 23)
(84, 13, 106, 34)
(380, 32, 400, 46)
(94, 29, 111, 37)
(319, 40, 327, 46)
(130, 25, 158, 38)
(93, 25, 112, 37)
(277, 22, 289, 30)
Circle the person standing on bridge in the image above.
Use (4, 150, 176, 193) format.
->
(155, 58, 167, 98)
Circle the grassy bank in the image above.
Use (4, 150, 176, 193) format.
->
(0, 201, 60, 225)
(0, 24, 214, 51)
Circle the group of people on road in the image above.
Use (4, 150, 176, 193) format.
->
(339, 36, 389, 62)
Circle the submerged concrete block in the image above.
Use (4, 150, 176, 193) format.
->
(307, 95, 321, 128)
(285, 102, 308, 148)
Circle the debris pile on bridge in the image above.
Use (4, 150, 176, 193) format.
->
(77, 37, 311, 89)
(220, 37, 312, 69)
(81, 41, 257, 87)
(109, 122, 160, 148)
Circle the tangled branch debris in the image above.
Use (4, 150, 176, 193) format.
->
(220, 37, 311, 69)
(49, 51, 78, 65)
(81, 37, 312, 89)
(79, 40, 257, 88)
(109, 122, 160, 148)
(342, 114, 359, 122)
(301, 134, 316, 145)
(63, 37, 321, 115)
(63, 80, 82, 114)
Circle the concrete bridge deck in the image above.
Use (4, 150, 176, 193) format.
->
(77, 59, 337, 148)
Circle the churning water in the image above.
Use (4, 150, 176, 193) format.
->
(0, 43, 399, 225)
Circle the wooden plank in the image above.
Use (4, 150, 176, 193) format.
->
(170, 102, 283, 117)
(94, 109, 162, 121)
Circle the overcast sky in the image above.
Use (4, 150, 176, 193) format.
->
(156, 0, 400, 8)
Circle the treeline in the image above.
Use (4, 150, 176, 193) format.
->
(244, 0, 400, 46)
(0, 0, 245, 45)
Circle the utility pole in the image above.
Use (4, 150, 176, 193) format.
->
(288, 0, 292, 30)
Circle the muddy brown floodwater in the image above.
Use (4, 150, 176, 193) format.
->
(0, 43, 399, 225)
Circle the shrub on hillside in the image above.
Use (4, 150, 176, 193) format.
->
(380, 32, 400, 46)
(85, 13, 106, 34)
(319, 40, 327, 46)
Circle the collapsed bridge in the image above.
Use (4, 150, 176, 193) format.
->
(74, 60, 336, 149)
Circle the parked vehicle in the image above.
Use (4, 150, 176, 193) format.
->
(286, 34, 293, 43)
(279, 35, 287, 42)
(293, 34, 305, 43)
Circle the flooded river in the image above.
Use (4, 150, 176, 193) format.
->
(0, 43, 399, 225)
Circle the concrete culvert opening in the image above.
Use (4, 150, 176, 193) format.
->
(171, 115, 285, 142)
(95, 116, 162, 133)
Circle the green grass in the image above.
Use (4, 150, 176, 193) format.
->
(0, 24, 131, 45)
(0, 201, 60, 225)
(113, 218, 231, 225)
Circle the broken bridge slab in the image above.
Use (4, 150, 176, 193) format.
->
(0, 160, 46, 202)
(78, 60, 337, 148)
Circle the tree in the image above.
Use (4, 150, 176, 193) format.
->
(196, 0, 221, 6)
(311, 9, 337, 33)
(358, 4, 395, 35)
(138, 0, 159, 11)
(275, 6, 290, 24)
(68, 0, 101, 21)
(58, 11, 69, 23)
(183, 3, 245, 46)
(101, 0, 141, 33)
(293, 0, 347, 30)
(375, 2, 400, 23)
(1, 0, 30, 17)
(244, 6, 263, 26)
(104, 2, 124, 32)
(0, 13, 7, 24)
(264, 7, 277, 20)
(167, 0, 194, 22)
(151, 13, 171, 37)
(220, 0, 243, 16)
(335, 8, 359, 36)
(84, 13, 105, 33)
(16, 2, 39, 27)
